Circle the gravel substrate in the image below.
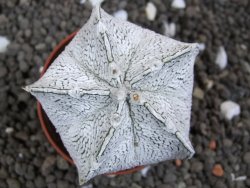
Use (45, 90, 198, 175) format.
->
(0, 0, 249, 188)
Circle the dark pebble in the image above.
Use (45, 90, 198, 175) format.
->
(56, 156, 69, 170)
(190, 161, 204, 173)
(25, 181, 35, 188)
(6, 178, 21, 188)
(163, 173, 177, 183)
(0, 67, 8, 78)
(48, 183, 57, 188)
(243, 152, 250, 164)
(0, 167, 8, 179)
(41, 155, 56, 176)
(34, 176, 46, 188)
(14, 162, 26, 176)
(57, 180, 70, 188)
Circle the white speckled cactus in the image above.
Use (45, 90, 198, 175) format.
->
(25, 5, 199, 185)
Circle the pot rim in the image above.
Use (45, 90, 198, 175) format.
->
(37, 31, 144, 175)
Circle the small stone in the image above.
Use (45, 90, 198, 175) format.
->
(19, 61, 29, 72)
(205, 79, 214, 90)
(6, 178, 21, 188)
(48, 183, 56, 188)
(25, 166, 35, 180)
(26, 181, 35, 188)
(214, 180, 227, 188)
(81, 184, 93, 188)
(212, 164, 224, 177)
(35, 43, 46, 51)
(19, 17, 29, 29)
(41, 156, 56, 175)
(220, 100, 240, 120)
(34, 176, 46, 188)
(0, 167, 8, 179)
(190, 161, 203, 173)
(18, 92, 29, 102)
(39, 66, 44, 73)
(215, 46, 227, 70)
(56, 180, 69, 188)
(46, 175, 56, 183)
(15, 131, 29, 141)
(158, 184, 172, 188)
(163, 173, 177, 183)
(140, 165, 151, 177)
(175, 159, 182, 167)
(0, 66, 8, 78)
(163, 21, 176, 37)
(0, 36, 10, 53)
(56, 156, 69, 170)
(171, 0, 186, 9)
(145, 176, 154, 187)
(198, 43, 206, 51)
(145, 2, 157, 21)
(5, 127, 14, 134)
(15, 163, 25, 176)
(209, 140, 216, 150)
(132, 172, 142, 182)
(79, 0, 86, 4)
(243, 152, 250, 164)
(24, 29, 32, 38)
(19, 0, 30, 5)
(113, 10, 128, 21)
(177, 182, 186, 188)
(193, 87, 204, 100)
(131, 183, 142, 188)
(0, 14, 8, 25)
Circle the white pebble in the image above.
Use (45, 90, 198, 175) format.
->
(231, 173, 247, 182)
(81, 184, 93, 188)
(5, 127, 14, 134)
(140, 165, 151, 177)
(198, 43, 206, 51)
(79, 0, 86, 4)
(205, 79, 214, 90)
(113, 10, 128, 21)
(193, 87, 204, 100)
(145, 2, 157, 21)
(220, 101, 240, 120)
(18, 153, 24, 159)
(215, 46, 227, 70)
(171, 0, 186, 9)
(163, 21, 176, 37)
(39, 66, 44, 73)
(0, 36, 10, 53)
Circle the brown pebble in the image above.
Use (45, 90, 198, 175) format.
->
(175, 159, 182, 167)
(212, 164, 224, 177)
(209, 140, 216, 150)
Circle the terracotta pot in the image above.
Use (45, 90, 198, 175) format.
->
(37, 31, 144, 175)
